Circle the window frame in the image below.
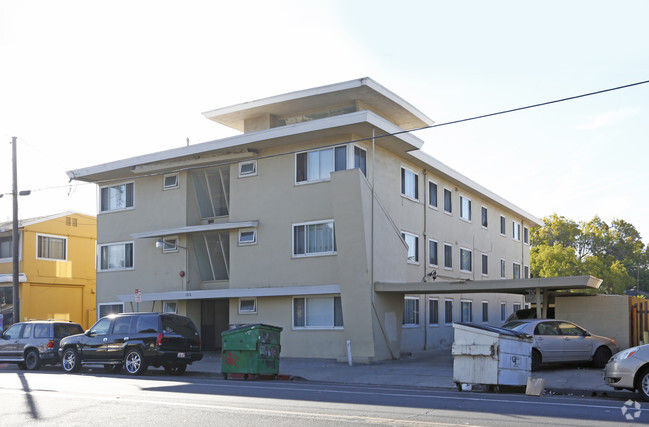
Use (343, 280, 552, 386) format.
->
(238, 229, 257, 246)
(161, 236, 178, 253)
(500, 302, 507, 322)
(401, 231, 419, 264)
(481, 253, 488, 276)
(295, 144, 351, 185)
(524, 265, 530, 279)
(481, 206, 488, 228)
(98, 302, 124, 320)
(98, 241, 134, 272)
(444, 299, 453, 325)
(523, 226, 530, 245)
(428, 180, 438, 209)
(428, 239, 438, 267)
(444, 243, 453, 270)
(482, 301, 489, 323)
(513, 262, 521, 279)
(459, 247, 472, 273)
(403, 296, 420, 327)
(513, 221, 521, 241)
(500, 215, 506, 236)
(460, 300, 473, 323)
(443, 188, 452, 214)
(35, 233, 68, 261)
(163, 302, 178, 313)
(292, 220, 336, 257)
(459, 196, 472, 222)
(292, 295, 343, 330)
(353, 144, 367, 176)
(163, 173, 179, 190)
(500, 258, 506, 279)
(400, 166, 419, 201)
(429, 298, 439, 326)
(239, 298, 257, 314)
(99, 181, 134, 213)
(238, 160, 258, 178)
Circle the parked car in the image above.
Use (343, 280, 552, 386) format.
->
(604, 344, 649, 401)
(0, 320, 84, 370)
(58, 312, 203, 376)
(502, 319, 618, 371)
(505, 307, 555, 322)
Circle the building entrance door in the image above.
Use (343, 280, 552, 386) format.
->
(201, 300, 229, 350)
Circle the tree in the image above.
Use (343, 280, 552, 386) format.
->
(531, 214, 648, 294)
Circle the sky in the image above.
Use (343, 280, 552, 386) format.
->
(1, 1, 648, 241)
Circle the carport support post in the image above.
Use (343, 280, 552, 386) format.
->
(535, 288, 542, 319)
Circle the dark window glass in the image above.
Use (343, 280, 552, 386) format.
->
(136, 316, 159, 333)
(161, 315, 198, 336)
(481, 207, 488, 227)
(429, 240, 438, 266)
(444, 189, 452, 213)
(354, 146, 366, 176)
(296, 152, 307, 182)
(429, 299, 439, 325)
(334, 146, 347, 171)
(429, 182, 438, 208)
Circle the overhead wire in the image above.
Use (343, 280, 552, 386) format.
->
(2, 78, 649, 195)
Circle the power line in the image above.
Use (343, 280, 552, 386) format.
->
(5, 78, 649, 193)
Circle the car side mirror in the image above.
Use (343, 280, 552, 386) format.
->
(85, 330, 93, 336)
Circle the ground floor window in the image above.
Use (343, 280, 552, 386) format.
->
(293, 296, 343, 329)
(98, 302, 124, 319)
(163, 302, 178, 313)
(461, 300, 473, 322)
(239, 298, 257, 314)
(403, 297, 420, 326)
(500, 302, 507, 321)
(429, 298, 439, 325)
(482, 301, 489, 323)
(513, 302, 521, 313)
(444, 299, 453, 324)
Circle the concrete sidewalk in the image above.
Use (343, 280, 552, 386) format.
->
(187, 349, 636, 399)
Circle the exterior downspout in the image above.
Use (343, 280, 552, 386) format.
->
(423, 170, 428, 351)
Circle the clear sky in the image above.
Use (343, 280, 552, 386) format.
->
(1, 1, 648, 240)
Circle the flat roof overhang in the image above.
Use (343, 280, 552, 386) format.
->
(130, 221, 258, 239)
(117, 284, 340, 303)
(67, 111, 422, 183)
(375, 276, 602, 295)
(202, 77, 435, 132)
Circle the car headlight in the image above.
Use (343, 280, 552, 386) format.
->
(613, 347, 639, 361)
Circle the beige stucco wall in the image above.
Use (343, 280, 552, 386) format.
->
(555, 295, 631, 349)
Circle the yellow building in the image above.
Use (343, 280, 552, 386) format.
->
(0, 212, 96, 329)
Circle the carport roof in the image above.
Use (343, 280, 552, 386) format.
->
(375, 275, 602, 295)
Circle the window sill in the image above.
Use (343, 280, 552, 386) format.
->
(443, 210, 453, 216)
(292, 252, 337, 259)
(98, 267, 135, 273)
(402, 324, 420, 328)
(459, 217, 472, 224)
(292, 326, 344, 331)
(99, 207, 135, 215)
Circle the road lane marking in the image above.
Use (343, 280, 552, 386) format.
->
(0, 388, 479, 427)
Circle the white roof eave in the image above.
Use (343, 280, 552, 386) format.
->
(130, 221, 259, 239)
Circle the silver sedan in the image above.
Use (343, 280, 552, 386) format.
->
(502, 319, 618, 371)
(604, 345, 649, 401)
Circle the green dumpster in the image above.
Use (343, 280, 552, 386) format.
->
(221, 324, 282, 378)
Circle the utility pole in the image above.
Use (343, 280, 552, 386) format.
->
(11, 136, 20, 324)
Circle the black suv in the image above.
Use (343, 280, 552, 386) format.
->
(0, 320, 84, 370)
(59, 312, 203, 376)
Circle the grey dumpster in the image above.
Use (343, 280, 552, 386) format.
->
(452, 322, 533, 390)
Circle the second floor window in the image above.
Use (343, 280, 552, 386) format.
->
(444, 189, 452, 213)
(37, 234, 67, 261)
(296, 146, 347, 183)
(400, 167, 419, 200)
(460, 248, 472, 272)
(293, 220, 336, 257)
(100, 182, 133, 212)
(0, 235, 13, 259)
(428, 181, 438, 208)
(99, 242, 133, 271)
(444, 244, 453, 269)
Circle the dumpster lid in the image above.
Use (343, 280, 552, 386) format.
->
(455, 322, 531, 338)
(223, 323, 283, 333)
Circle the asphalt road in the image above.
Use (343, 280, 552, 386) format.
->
(0, 367, 646, 426)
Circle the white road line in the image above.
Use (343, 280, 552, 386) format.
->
(0, 388, 478, 427)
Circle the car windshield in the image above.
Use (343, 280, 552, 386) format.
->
(502, 321, 529, 332)
(161, 315, 198, 336)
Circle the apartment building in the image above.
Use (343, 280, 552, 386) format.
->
(0, 212, 97, 329)
(68, 78, 544, 361)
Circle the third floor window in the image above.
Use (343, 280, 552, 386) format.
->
(192, 166, 230, 219)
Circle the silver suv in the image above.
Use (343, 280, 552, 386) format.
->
(0, 321, 84, 370)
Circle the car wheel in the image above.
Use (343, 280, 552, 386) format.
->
(104, 364, 121, 373)
(531, 349, 542, 372)
(637, 368, 649, 402)
(124, 349, 148, 376)
(592, 347, 612, 368)
(25, 350, 41, 371)
(62, 348, 81, 373)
